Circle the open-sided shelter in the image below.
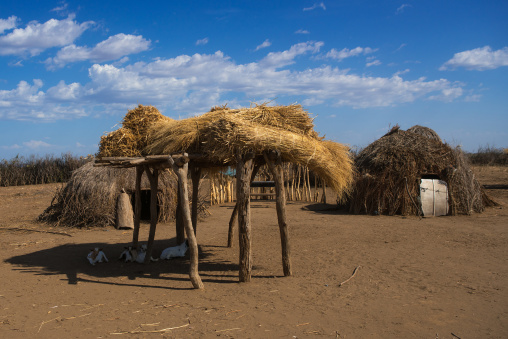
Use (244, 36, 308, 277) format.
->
(95, 103, 354, 289)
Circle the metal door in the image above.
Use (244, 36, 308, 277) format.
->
(420, 179, 449, 217)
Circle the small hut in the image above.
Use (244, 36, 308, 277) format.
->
(38, 161, 177, 228)
(348, 125, 495, 216)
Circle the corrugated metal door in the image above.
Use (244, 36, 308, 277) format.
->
(420, 179, 449, 217)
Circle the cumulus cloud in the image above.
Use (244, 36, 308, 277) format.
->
(324, 47, 376, 61)
(255, 39, 271, 51)
(45, 33, 151, 69)
(366, 59, 381, 67)
(196, 37, 209, 46)
(440, 46, 508, 71)
(0, 15, 94, 56)
(0, 41, 465, 120)
(0, 16, 18, 34)
(295, 29, 310, 34)
(303, 2, 326, 11)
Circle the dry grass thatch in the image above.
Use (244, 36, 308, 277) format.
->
(38, 162, 178, 228)
(144, 103, 353, 199)
(348, 126, 495, 216)
(97, 105, 173, 157)
(407, 125, 442, 142)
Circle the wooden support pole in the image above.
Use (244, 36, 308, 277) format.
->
(170, 155, 204, 289)
(227, 161, 261, 248)
(143, 165, 158, 264)
(236, 152, 254, 282)
(133, 166, 144, 248)
(175, 184, 185, 245)
(191, 166, 201, 236)
(264, 151, 292, 277)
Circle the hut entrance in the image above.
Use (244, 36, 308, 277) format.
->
(420, 178, 449, 217)
(131, 189, 160, 220)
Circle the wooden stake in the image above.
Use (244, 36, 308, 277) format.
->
(227, 162, 261, 248)
(264, 151, 292, 276)
(175, 184, 185, 245)
(170, 155, 204, 289)
(143, 165, 158, 264)
(236, 152, 254, 282)
(191, 166, 201, 236)
(133, 166, 144, 248)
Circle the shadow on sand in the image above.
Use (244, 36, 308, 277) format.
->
(4, 238, 254, 290)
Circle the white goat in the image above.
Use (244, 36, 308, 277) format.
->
(160, 240, 189, 260)
(87, 248, 108, 265)
(120, 244, 158, 263)
(119, 246, 135, 262)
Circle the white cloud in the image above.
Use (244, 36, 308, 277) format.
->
(0, 41, 466, 120)
(396, 4, 411, 14)
(196, 37, 209, 46)
(255, 39, 271, 51)
(295, 29, 310, 34)
(0, 16, 18, 34)
(303, 2, 326, 11)
(0, 15, 94, 56)
(366, 59, 381, 67)
(440, 46, 508, 71)
(46, 34, 151, 69)
(23, 140, 52, 149)
(260, 41, 323, 68)
(324, 47, 376, 61)
(51, 2, 69, 13)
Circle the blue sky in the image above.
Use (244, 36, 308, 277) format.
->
(0, 0, 507, 159)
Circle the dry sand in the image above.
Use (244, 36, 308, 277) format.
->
(0, 166, 506, 338)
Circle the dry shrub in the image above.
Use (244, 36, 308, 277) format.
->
(349, 127, 495, 215)
(38, 162, 178, 228)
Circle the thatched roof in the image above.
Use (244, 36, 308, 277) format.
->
(38, 162, 177, 228)
(349, 125, 495, 216)
(98, 103, 354, 200)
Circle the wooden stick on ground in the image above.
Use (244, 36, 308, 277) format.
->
(338, 266, 361, 287)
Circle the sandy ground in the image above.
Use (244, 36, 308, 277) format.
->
(0, 166, 507, 338)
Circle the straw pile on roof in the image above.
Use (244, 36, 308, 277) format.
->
(97, 105, 173, 157)
(38, 162, 177, 228)
(348, 125, 495, 215)
(145, 103, 353, 199)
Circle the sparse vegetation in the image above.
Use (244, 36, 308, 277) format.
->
(466, 145, 508, 166)
(0, 153, 92, 187)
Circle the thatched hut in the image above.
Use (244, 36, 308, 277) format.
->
(348, 125, 495, 216)
(38, 161, 177, 228)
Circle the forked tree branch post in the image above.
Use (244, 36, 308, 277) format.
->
(132, 165, 144, 248)
(191, 166, 201, 236)
(143, 165, 159, 264)
(236, 152, 254, 282)
(169, 154, 204, 289)
(264, 150, 292, 276)
(227, 161, 262, 248)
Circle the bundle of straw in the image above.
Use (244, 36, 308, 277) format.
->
(97, 105, 173, 157)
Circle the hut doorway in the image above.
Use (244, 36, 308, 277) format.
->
(131, 190, 160, 221)
(420, 178, 449, 217)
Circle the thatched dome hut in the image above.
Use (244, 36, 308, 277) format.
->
(348, 125, 495, 216)
(38, 161, 177, 228)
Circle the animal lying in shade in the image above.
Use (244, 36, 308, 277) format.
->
(87, 248, 108, 265)
(160, 240, 189, 260)
(119, 244, 158, 263)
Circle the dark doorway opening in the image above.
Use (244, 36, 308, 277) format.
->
(131, 190, 160, 221)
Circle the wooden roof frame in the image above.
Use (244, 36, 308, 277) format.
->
(94, 150, 291, 289)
